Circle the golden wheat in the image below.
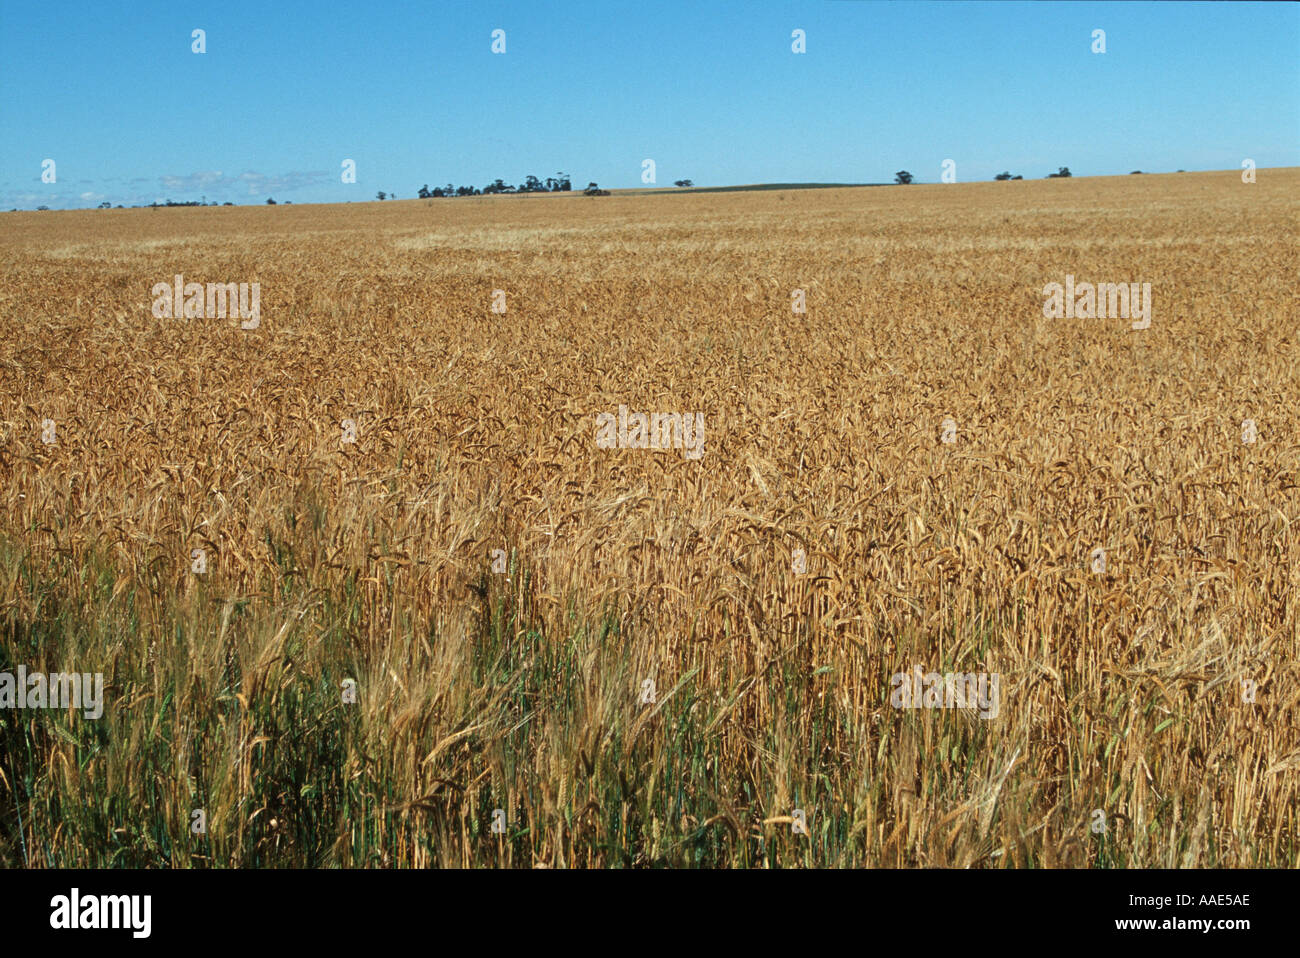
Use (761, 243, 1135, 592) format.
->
(0, 170, 1296, 867)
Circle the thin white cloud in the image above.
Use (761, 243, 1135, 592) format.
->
(2, 168, 333, 209)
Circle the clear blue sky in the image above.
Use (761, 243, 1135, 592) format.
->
(1, 1, 1297, 208)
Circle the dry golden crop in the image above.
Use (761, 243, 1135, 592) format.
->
(0, 169, 1296, 867)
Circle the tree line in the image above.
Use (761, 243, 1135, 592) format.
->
(409, 173, 574, 198)
(893, 167, 1071, 184)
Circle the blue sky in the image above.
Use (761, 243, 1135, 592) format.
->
(1, 0, 1296, 208)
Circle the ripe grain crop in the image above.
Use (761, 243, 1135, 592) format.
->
(0, 169, 1296, 867)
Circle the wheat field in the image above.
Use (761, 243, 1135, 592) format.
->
(0, 169, 1296, 867)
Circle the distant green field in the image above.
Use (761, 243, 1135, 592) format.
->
(616, 181, 889, 195)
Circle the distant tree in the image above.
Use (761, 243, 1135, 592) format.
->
(376, 191, 386, 201)
(523, 175, 544, 193)
(583, 182, 610, 196)
(1130, 170, 1142, 175)
(994, 171, 1013, 181)
(1047, 167, 1072, 178)
(894, 171, 913, 185)
(1011, 175, 1022, 180)
(223, 201, 233, 206)
(1177, 169, 1185, 173)
(266, 197, 277, 204)
(673, 179, 694, 188)
(36, 205, 50, 211)
(555, 173, 571, 192)
(418, 185, 431, 198)
(98, 201, 112, 208)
